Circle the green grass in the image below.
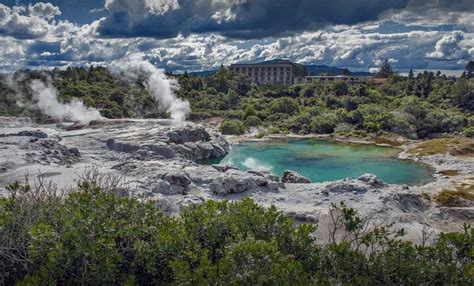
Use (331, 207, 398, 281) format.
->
(408, 137, 474, 157)
(435, 180, 474, 207)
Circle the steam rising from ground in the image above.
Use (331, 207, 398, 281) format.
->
(29, 80, 103, 123)
(111, 54, 190, 122)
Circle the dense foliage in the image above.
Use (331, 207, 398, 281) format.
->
(1, 178, 473, 285)
(178, 67, 473, 139)
(1, 65, 473, 139)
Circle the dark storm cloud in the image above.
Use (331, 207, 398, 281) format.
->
(96, 0, 474, 39)
(97, 0, 412, 39)
(408, 0, 474, 11)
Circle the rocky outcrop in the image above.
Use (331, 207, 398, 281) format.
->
(167, 125, 210, 144)
(66, 122, 86, 131)
(357, 173, 386, 188)
(149, 172, 192, 195)
(210, 170, 279, 196)
(26, 138, 81, 165)
(106, 139, 140, 153)
(17, 130, 48, 138)
(105, 123, 229, 162)
(384, 192, 429, 212)
(212, 164, 239, 172)
(282, 170, 311, 184)
(3, 118, 473, 242)
(325, 174, 385, 194)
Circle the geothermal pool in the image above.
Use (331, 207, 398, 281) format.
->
(212, 138, 434, 185)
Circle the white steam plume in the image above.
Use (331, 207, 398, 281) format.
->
(29, 79, 103, 123)
(111, 54, 190, 122)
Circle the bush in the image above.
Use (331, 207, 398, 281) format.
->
(1, 178, 473, 285)
(242, 104, 257, 120)
(245, 115, 262, 127)
(464, 126, 474, 138)
(310, 114, 338, 134)
(269, 97, 299, 115)
(219, 119, 244, 135)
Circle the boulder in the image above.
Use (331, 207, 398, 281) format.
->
(281, 170, 311, 184)
(383, 193, 429, 212)
(146, 144, 176, 159)
(150, 172, 192, 195)
(210, 173, 262, 195)
(167, 125, 210, 144)
(66, 121, 86, 131)
(68, 147, 81, 157)
(325, 181, 370, 193)
(17, 130, 48, 138)
(209, 169, 281, 195)
(212, 164, 239, 172)
(30, 139, 81, 165)
(185, 166, 221, 184)
(357, 174, 386, 188)
(106, 139, 140, 153)
(163, 172, 192, 188)
(247, 170, 279, 182)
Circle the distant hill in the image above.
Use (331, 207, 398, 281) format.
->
(188, 61, 372, 77)
(305, 65, 372, 76)
(188, 70, 218, 77)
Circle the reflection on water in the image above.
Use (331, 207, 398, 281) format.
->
(212, 138, 434, 185)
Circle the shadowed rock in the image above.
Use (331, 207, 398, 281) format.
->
(282, 170, 311, 184)
(18, 130, 48, 138)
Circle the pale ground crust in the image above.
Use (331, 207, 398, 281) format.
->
(1, 117, 473, 243)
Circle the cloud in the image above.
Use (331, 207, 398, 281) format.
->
(0, 1, 473, 72)
(408, 0, 474, 11)
(95, 0, 474, 39)
(28, 2, 61, 19)
(0, 3, 61, 39)
(97, 0, 412, 39)
(426, 31, 470, 60)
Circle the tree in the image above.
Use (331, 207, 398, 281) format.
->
(342, 68, 351, 76)
(408, 69, 414, 80)
(465, 61, 474, 78)
(219, 119, 244, 135)
(269, 97, 299, 115)
(375, 59, 395, 78)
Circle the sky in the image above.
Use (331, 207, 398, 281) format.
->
(0, 0, 473, 72)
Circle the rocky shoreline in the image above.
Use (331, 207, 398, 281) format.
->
(1, 117, 472, 243)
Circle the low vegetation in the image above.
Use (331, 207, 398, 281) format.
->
(435, 179, 474, 207)
(408, 137, 474, 157)
(1, 175, 473, 285)
(219, 119, 245, 135)
(1, 64, 473, 142)
(438, 169, 461, 176)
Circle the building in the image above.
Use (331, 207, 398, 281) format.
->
(304, 75, 373, 84)
(229, 60, 375, 85)
(228, 60, 295, 85)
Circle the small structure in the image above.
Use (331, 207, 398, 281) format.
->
(304, 75, 373, 85)
(229, 60, 295, 85)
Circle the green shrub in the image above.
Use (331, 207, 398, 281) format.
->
(269, 97, 299, 115)
(219, 119, 245, 135)
(245, 115, 262, 127)
(1, 179, 473, 285)
(310, 114, 338, 134)
(242, 104, 257, 120)
(464, 126, 474, 138)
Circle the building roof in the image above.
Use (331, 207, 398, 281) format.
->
(230, 59, 293, 67)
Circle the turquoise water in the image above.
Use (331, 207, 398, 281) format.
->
(212, 139, 434, 185)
